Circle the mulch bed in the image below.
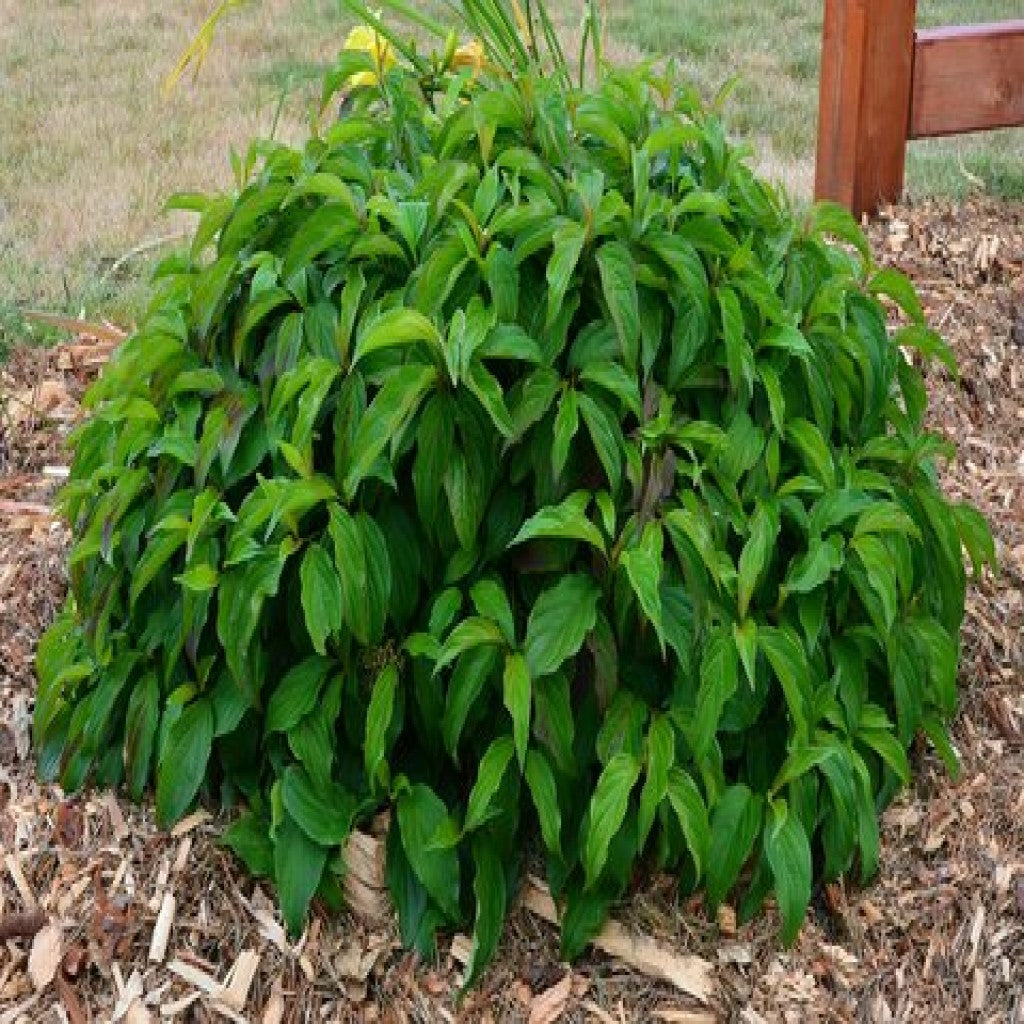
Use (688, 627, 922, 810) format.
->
(0, 200, 1021, 1023)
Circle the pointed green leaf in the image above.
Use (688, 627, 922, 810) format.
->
(783, 534, 844, 596)
(577, 391, 623, 494)
(738, 499, 779, 618)
(470, 580, 515, 645)
(155, 698, 213, 827)
(666, 767, 710, 880)
(552, 388, 579, 480)
(718, 286, 754, 396)
(546, 221, 586, 327)
(765, 800, 812, 946)
(274, 811, 328, 936)
(595, 241, 640, 372)
(344, 363, 438, 497)
(503, 653, 531, 770)
(436, 617, 506, 673)
(706, 784, 762, 910)
(524, 575, 601, 678)
(365, 664, 399, 787)
(638, 716, 674, 847)
(281, 766, 355, 846)
(620, 522, 665, 651)
(222, 811, 273, 877)
(511, 491, 606, 553)
(786, 419, 836, 490)
(757, 628, 811, 741)
(466, 360, 514, 438)
(464, 735, 515, 833)
(461, 836, 506, 991)
(733, 619, 758, 688)
(300, 542, 343, 655)
(867, 267, 924, 325)
(265, 656, 332, 735)
(396, 784, 461, 921)
(124, 673, 160, 801)
(524, 748, 562, 858)
(583, 751, 641, 889)
(693, 627, 739, 756)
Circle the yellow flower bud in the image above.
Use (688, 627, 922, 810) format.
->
(342, 23, 396, 87)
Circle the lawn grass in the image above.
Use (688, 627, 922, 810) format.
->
(1, 0, 1022, 352)
(0, 0, 350, 352)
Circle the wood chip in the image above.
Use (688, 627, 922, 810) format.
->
(167, 957, 225, 1000)
(580, 999, 618, 1023)
(171, 837, 192, 874)
(208, 1001, 249, 1023)
(249, 907, 288, 954)
(336, 939, 384, 983)
(261, 980, 285, 1024)
(4, 853, 38, 909)
(522, 877, 714, 1004)
(0, 910, 47, 942)
(170, 810, 212, 838)
(159, 992, 200, 1017)
(970, 967, 986, 1012)
(449, 933, 472, 967)
(967, 903, 985, 970)
(103, 793, 130, 843)
(221, 948, 260, 1012)
(528, 972, 573, 1024)
(123, 1000, 154, 1024)
(57, 875, 92, 918)
(111, 970, 145, 1022)
(652, 1011, 719, 1023)
(148, 892, 175, 964)
(27, 922, 62, 991)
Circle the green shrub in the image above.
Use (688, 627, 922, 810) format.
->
(36, 0, 993, 982)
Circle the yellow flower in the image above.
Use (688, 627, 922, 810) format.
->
(343, 24, 396, 87)
(451, 38, 487, 75)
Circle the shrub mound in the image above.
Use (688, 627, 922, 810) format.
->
(36, 4, 994, 983)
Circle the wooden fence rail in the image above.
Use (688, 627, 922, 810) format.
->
(815, 0, 1024, 217)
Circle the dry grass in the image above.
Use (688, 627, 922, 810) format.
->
(0, 0, 347, 347)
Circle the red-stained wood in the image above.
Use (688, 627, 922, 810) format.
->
(910, 20, 1024, 139)
(815, 0, 917, 217)
(852, 0, 917, 215)
(815, 0, 867, 210)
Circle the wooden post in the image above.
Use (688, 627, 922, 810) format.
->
(814, 0, 917, 217)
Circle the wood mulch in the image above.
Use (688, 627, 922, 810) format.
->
(0, 200, 1021, 1023)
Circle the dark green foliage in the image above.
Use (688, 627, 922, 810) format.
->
(35, 6, 993, 979)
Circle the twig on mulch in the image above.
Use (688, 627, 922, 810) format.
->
(0, 910, 47, 942)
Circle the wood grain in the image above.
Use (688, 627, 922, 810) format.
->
(910, 20, 1024, 139)
(815, 0, 917, 216)
(815, 0, 868, 209)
